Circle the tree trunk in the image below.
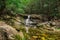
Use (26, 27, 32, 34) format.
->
(0, 0, 6, 17)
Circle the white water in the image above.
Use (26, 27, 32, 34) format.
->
(25, 15, 31, 33)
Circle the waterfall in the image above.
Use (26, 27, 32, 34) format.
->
(25, 15, 31, 33)
(25, 15, 31, 26)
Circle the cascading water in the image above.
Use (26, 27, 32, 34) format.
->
(25, 15, 31, 33)
(25, 15, 31, 26)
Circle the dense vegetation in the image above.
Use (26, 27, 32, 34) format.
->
(0, 0, 60, 19)
(0, 0, 60, 40)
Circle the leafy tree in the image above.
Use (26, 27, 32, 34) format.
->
(0, 0, 60, 20)
(0, 0, 6, 14)
(6, 0, 32, 14)
(24, 0, 60, 20)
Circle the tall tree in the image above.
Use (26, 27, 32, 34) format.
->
(0, 0, 6, 16)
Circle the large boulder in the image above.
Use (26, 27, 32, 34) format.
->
(0, 21, 18, 40)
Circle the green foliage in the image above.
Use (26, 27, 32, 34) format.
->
(0, 0, 60, 19)
(6, 0, 32, 14)
(13, 34, 22, 40)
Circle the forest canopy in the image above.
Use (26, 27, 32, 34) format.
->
(0, 0, 60, 19)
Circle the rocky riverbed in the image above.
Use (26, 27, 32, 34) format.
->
(0, 14, 60, 40)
